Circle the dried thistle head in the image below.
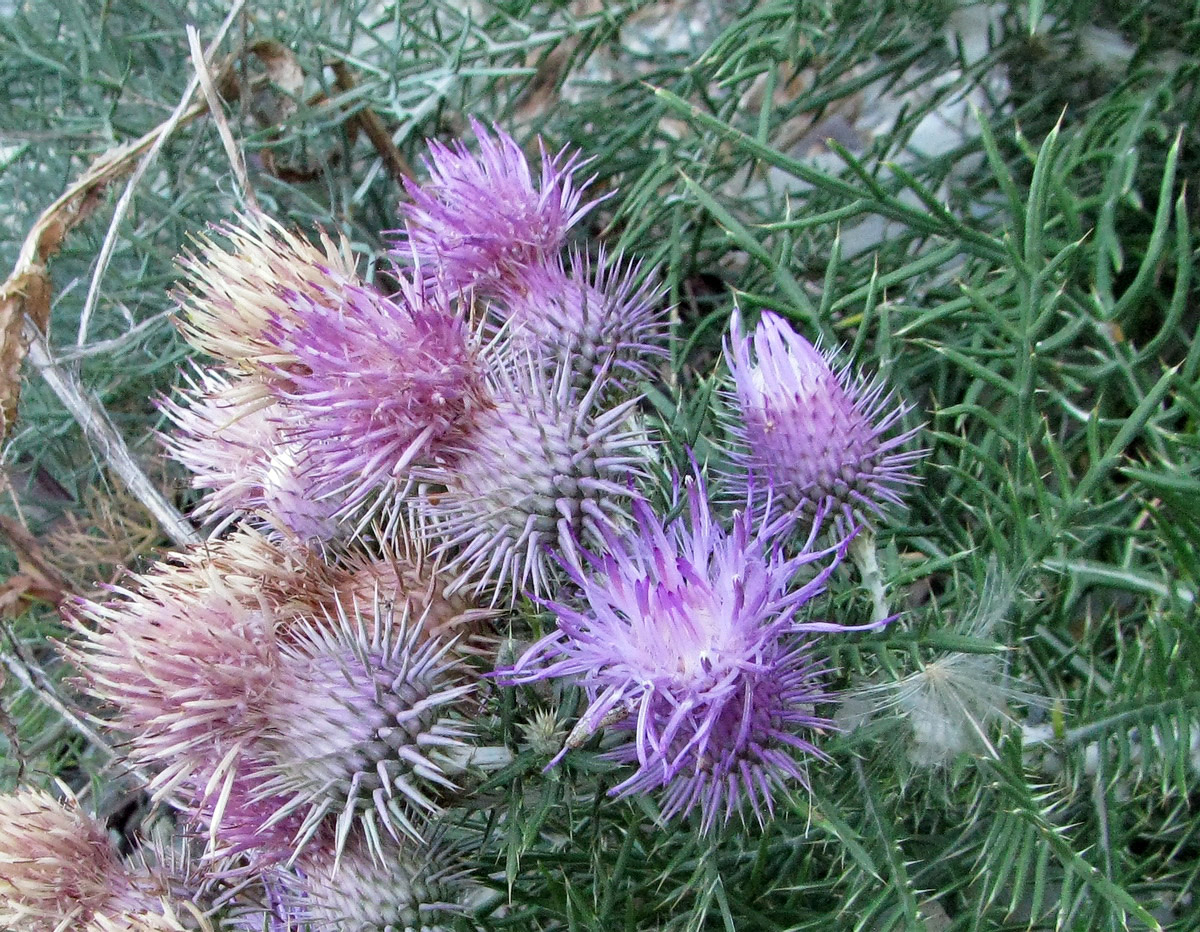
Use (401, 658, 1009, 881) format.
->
(333, 540, 496, 650)
(175, 215, 357, 369)
(160, 369, 343, 544)
(0, 788, 174, 932)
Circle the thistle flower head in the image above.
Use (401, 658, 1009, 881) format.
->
(415, 350, 649, 603)
(724, 309, 924, 527)
(69, 530, 475, 863)
(394, 118, 599, 291)
(175, 215, 357, 367)
(286, 834, 473, 932)
(66, 532, 333, 866)
(333, 544, 496, 650)
(0, 789, 169, 931)
(69, 551, 285, 791)
(264, 277, 489, 512)
(160, 369, 341, 543)
(254, 596, 474, 855)
(492, 248, 669, 393)
(506, 470, 876, 830)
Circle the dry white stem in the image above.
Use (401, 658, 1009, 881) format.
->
(75, 0, 250, 348)
(23, 319, 199, 547)
(187, 23, 259, 214)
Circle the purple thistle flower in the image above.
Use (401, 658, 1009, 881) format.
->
(490, 247, 669, 393)
(505, 470, 882, 831)
(160, 368, 342, 543)
(264, 277, 489, 514)
(414, 350, 649, 603)
(393, 118, 600, 292)
(725, 310, 924, 527)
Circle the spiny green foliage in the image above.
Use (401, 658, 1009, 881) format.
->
(2, 0, 1199, 929)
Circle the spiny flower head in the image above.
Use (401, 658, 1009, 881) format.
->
(68, 530, 476, 863)
(415, 350, 649, 603)
(0, 789, 172, 931)
(66, 531, 330, 866)
(724, 309, 924, 527)
(254, 596, 474, 855)
(160, 369, 341, 543)
(68, 549, 286, 796)
(264, 276, 489, 512)
(505, 469, 877, 831)
(285, 833, 473, 932)
(333, 544, 496, 651)
(492, 248, 669, 394)
(175, 214, 357, 368)
(394, 118, 599, 292)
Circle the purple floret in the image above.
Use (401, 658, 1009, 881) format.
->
(265, 277, 489, 512)
(392, 118, 601, 292)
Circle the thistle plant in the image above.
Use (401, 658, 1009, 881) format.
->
(262, 274, 489, 513)
(5, 5, 1195, 928)
(283, 833, 473, 932)
(69, 528, 481, 867)
(253, 599, 474, 854)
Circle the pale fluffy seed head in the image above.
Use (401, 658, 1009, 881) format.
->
(175, 214, 358, 368)
(855, 569, 1044, 769)
(724, 309, 924, 527)
(0, 789, 168, 931)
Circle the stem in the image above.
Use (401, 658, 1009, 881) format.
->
(850, 528, 890, 624)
